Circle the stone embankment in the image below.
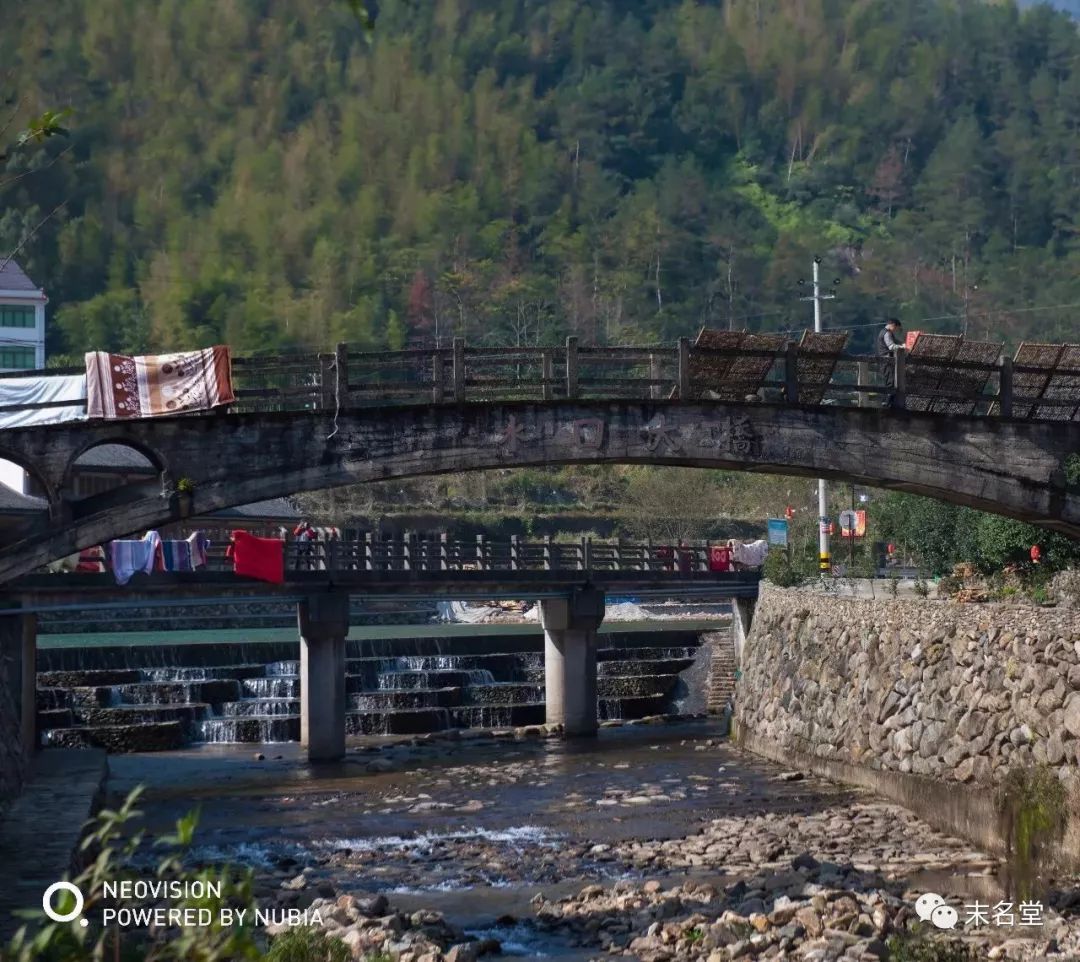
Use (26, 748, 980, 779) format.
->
(736, 584, 1080, 784)
(735, 582, 1080, 863)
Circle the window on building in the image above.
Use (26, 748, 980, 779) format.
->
(0, 346, 36, 369)
(0, 306, 35, 328)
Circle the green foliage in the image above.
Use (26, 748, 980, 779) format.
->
(872, 491, 1080, 576)
(762, 550, 809, 588)
(263, 928, 349, 962)
(683, 927, 705, 945)
(1066, 454, 1080, 490)
(14, 108, 72, 149)
(2, 786, 261, 962)
(6, 1, 1080, 356)
(886, 931, 976, 962)
(999, 765, 1067, 899)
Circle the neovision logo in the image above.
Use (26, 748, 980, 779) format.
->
(42, 882, 88, 927)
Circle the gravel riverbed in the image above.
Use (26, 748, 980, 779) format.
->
(109, 721, 1080, 961)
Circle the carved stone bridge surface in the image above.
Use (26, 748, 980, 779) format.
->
(1, 335, 1078, 582)
(2, 397, 1077, 583)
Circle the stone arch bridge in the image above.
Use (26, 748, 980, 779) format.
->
(0, 336, 1077, 583)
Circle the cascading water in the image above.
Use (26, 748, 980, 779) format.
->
(222, 699, 298, 717)
(37, 633, 716, 749)
(243, 677, 298, 698)
(379, 671, 428, 691)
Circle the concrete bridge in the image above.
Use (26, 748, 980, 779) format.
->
(4, 534, 758, 761)
(0, 335, 1078, 584)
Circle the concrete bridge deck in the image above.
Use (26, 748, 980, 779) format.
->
(13, 536, 761, 602)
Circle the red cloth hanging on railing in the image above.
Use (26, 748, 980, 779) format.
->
(708, 545, 732, 572)
(226, 530, 284, 584)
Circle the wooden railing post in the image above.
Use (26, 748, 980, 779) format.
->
(543, 535, 552, 571)
(510, 534, 520, 570)
(319, 353, 335, 410)
(677, 337, 691, 399)
(565, 336, 579, 399)
(476, 533, 485, 570)
(541, 350, 553, 401)
(999, 355, 1014, 418)
(335, 342, 348, 408)
(649, 353, 660, 400)
(453, 337, 466, 402)
(784, 341, 800, 404)
(439, 532, 448, 571)
(364, 531, 373, 572)
(581, 536, 592, 573)
(432, 352, 445, 403)
(894, 349, 907, 410)
(857, 360, 871, 408)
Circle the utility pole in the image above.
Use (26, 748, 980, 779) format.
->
(800, 257, 835, 575)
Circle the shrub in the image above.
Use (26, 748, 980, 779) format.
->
(264, 928, 349, 962)
(999, 765, 1067, 899)
(886, 932, 976, 962)
(3, 787, 260, 962)
(762, 550, 808, 587)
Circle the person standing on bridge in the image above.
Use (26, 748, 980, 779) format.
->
(877, 317, 905, 407)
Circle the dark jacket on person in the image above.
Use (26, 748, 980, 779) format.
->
(877, 327, 904, 356)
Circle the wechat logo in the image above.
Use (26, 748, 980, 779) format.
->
(915, 892, 958, 930)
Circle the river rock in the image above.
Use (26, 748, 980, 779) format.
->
(445, 943, 478, 962)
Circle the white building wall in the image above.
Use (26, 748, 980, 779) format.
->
(0, 285, 48, 495)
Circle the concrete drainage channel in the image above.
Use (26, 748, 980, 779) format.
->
(35, 630, 729, 751)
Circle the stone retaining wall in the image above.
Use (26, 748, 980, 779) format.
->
(734, 583, 1080, 860)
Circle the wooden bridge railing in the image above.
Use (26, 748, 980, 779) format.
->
(226, 335, 1080, 421)
(6, 334, 1080, 421)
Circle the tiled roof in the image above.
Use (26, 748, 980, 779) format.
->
(0, 260, 41, 293)
(0, 482, 47, 513)
(72, 444, 155, 471)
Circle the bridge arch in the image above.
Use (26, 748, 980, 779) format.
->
(62, 437, 168, 491)
(0, 399, 1076, 582)
(0, 446, 59, 507)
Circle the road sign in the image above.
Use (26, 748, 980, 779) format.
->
(839, 509, 859, 532)
(767, 518, 789, 547)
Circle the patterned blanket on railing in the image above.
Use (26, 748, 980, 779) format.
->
(86, 346, 235, 419)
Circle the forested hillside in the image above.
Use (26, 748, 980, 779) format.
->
(4, 0, 1080, 360)
(1023, 0, 1080, 18)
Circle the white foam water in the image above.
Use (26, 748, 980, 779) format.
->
(318, 825, 559, 855)
(175, 840, 309, 870)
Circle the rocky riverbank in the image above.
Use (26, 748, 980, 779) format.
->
(258, 846, 1078, 962)
(108, 723, 1080, 962)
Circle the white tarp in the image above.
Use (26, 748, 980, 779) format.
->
(0, 373, 87, 428)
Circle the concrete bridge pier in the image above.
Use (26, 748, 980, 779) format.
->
(298, 593, 349, 762)
(540, 587, 605, 736)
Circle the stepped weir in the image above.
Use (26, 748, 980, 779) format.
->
(35, 629, 730, 752)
